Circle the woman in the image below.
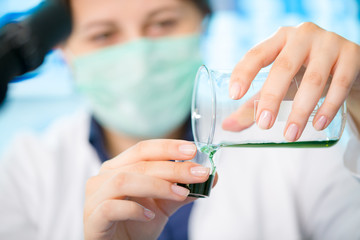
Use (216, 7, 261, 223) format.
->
(0, 0, 360, 239)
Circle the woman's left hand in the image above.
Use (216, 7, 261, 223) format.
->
(228, 22, 360, 141)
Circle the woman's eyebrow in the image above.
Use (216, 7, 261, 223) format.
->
(80, 20, 116, 33)
(146, 6, 182, 19)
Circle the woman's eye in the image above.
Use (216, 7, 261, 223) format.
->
(146, 19, 178, 36)
(156, 19, 177, 28)
(90, 31, 115, 43)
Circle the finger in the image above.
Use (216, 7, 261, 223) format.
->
(229, 27, 288, 99)
(155, 197, 196, 217)
(256, 25, 314, 130)
(85, 175, 110, 197)
(85, 199, 154, 236)
(284, 34, 339, 141)
(102, 140, 197, 170)
(89, 161, 210, 198)
(87, 172, 190, 214)
(123, 161, 210, 183)
(154, 172, 220, 217)
(313, 42, 360, 130)
(222, 92, 259, 131)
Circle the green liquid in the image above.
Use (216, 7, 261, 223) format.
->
(178, 174, 215, 198)
(219, 139, 339, 148)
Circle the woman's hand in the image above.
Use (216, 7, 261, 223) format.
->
(84, 139, 215, 240)
(229, 22, 360, 141)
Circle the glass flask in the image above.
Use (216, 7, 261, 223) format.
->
(192, 65, 346, 148)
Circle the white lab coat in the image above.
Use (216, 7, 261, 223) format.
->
(0, 113, 100, 240)
(0, 111, 360, 240)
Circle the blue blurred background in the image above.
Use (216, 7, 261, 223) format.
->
(0, 0, 359, 155)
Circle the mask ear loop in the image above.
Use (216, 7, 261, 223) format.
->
(61, 48, 100, 99)
(201, 14, 211, 36)
(59, 48, 81, 90)
(60, 47, 76, 64)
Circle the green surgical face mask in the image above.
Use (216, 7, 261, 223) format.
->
(72, 34, 202, 138)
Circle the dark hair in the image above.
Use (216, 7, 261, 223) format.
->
(51, 0, 70, 6)
(50, 0, 72, 15)
(190, 0, 211, 15)
(59, 0, 211, 17)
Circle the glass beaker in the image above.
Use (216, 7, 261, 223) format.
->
(192, 65, 347, 148)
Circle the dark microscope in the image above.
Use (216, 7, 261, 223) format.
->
(0, 0, 72, 105)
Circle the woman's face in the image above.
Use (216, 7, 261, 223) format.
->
(63, 0, 203, 56)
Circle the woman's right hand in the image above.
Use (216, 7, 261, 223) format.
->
(84, 139, 214, 240)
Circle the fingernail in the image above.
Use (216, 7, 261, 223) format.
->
(144, 208, 155, 220)
(171, 184, 190, 197)
(314, 115, 327, 131)
(190, 166, 210, 177)
(258, 110, 273, 129)
(285, 124, 299, 142)
(230, 82, 241, 99)
(178, 144, 196, 156)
